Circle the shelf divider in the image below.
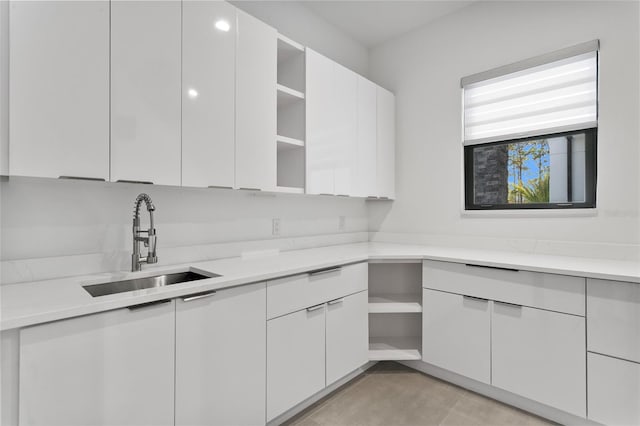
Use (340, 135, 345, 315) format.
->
(369, 294, 422, 314)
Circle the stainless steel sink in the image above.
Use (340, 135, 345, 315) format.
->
(83, 271, 220, 297)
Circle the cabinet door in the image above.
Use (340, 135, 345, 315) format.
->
(333, 64, 358, 196)
(356, 77, 377, 198)
(492, 303, 586, 417)
(587, 278, 640, 363)
(422, 289, 490, 384)
(1, 0, 8, 176)
(236, 10, 277, 191)
(588, 352, 640, 426)
(182, 0, 236, 188)
(9, 1, 109, 180)
(176, 283, 266, 426)
(377, 87, 395, 199)
(111, 1, 181, 185)
(305, 49, 335, 195)
(267, 305, 325, 421)
(19, 301, 175, 426)
(326, 290, 368, 385)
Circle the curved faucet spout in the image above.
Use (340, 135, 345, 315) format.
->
(132, 193, 158, 271)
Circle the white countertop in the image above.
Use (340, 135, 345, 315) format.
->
(2, 242, 639, 331)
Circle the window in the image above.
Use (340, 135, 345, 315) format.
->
(462, 41, 598, 210)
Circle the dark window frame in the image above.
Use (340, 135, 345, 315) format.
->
(464, 128, 597, 210)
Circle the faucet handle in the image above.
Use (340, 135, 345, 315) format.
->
(147, 232, 158, 264)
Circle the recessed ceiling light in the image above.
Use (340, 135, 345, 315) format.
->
(187, 88, 198, 99)
(215, 20, 230, 32)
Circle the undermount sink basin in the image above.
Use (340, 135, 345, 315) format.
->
(83, 271, 220, 297)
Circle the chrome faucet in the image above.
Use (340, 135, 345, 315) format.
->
(131, 193, 158, 272)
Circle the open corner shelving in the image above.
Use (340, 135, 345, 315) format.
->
(368, 261, 423, 361)
(369, 337, 422, 361)
(276, 33, 306, 195)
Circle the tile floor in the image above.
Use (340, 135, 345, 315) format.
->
(284, 362, 556, 426)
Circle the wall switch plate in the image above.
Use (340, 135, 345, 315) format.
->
(339, 216, 346, 231)
(272, 218, 281, 236)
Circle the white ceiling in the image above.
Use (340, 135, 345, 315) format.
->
(302, 1, 475, 48)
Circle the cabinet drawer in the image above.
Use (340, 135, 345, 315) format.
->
(423, 260, 585, 316)
(492, 303, 586, 418)
(587, 278, 640, 363)
(588, 352, 640, 426)
(267, 262, 367, 319)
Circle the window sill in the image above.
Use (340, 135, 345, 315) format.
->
(461, 208, 598, 219)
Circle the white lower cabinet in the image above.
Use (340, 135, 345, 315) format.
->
(588, 352, 640, 426)
(267, 305, 326, 421)
(492, 303, 586, 418)
(19, 300, 175, 426)
(587, 278, 640, 364)
(422, 289, 490, 384)
(175, 283, 266, 426)
(326, 291, 369, 385)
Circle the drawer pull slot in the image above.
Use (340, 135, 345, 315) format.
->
(308, 266, 341, 276)
(182, 290, 217, 302)
(128, 299, 171, 311)
(328, 298, 344, 305)
(465, 263, 519, 273)
(306, 304, 325, 312)
(116, 179, 154, 185)
(59, 176, 106, 182)
(463, 295, 489, 303)
(495, 300, 523, 309)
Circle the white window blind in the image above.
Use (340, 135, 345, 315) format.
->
(462, 44, 598, 145)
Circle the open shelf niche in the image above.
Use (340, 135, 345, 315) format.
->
(276, 34, 305, 193)
(368, 261, 423, 361)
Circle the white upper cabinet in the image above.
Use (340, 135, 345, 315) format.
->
(333, 64, 358, 196)
(377, 87, 396, 199)
(235, 10, 277, 191)
(306, 49, 336, 195)
(9, 1, 109, 180)
(356, 77, 377, 197)
(182, 0, 236, 189)
(306, 50, 358, 196)
(307, 48, 395, 198)
(111, 1, 182, 185)
(1, 0, 8, 176)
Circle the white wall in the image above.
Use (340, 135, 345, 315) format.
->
(368, 1, 640, 252)
(0, 178, 368, 281)
(231, 1, 369, 76)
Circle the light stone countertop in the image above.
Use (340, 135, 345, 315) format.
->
(2, 242, 639, 331)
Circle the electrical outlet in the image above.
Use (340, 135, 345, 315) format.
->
(272, 218, 280, 236)
(339, 216, 346, 231)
